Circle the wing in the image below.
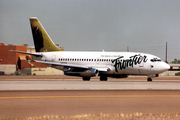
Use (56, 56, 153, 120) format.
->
(35, 60, 89, 69)
(34, 60, 110, 71)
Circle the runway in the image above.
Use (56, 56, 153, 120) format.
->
(0, 76, 180, 119)
(0, 90, 180, 118)
(0, 77, 180, 90)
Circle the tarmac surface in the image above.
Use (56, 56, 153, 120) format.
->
(0, 76, 180, 90)
(0, 75, 180, 118)
(1, 90, 180, 118)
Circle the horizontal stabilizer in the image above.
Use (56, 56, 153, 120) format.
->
(9, 50, 42, 57)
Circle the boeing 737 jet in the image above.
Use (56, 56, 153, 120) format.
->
(10, 17, 170, 81)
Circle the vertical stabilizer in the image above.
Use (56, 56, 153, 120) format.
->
(30, 17, 62, 52)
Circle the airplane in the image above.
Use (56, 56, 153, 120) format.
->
(10, 17, 170, 81)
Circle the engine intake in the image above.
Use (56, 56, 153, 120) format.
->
(64, 68, 99, 77)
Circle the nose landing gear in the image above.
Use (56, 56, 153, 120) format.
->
(147, 74, 159, 82)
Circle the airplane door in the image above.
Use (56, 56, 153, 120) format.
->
(96, 57, 100, 64)
(139, 62, 144, 67)
(138, 62, 144, 74)
(52, 55, 56, 61)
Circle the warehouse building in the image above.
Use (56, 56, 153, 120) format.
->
(0, 43, 64, 75)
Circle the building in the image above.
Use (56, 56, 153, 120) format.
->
(0, 43, 27, 74)
(161, 64, 180, 76)
(0, 43, 27, 65)
(0, 43, 64, 75)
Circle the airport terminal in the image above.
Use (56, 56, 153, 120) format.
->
(0, 43, 179, 76)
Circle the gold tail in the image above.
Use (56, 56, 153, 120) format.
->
(30, 17, 62, 52)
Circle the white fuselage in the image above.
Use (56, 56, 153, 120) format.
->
(37, 51, 170, 76)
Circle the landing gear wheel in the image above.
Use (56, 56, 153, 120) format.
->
(100, 76, 108, 81)
(83, 77, 90, 81)
(147, 78, 152, 82)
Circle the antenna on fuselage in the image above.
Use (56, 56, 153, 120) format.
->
(165, 42, 168, 63)
(127, 46, 129, 52)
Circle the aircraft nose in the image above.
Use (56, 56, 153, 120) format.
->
(162, 62, 170, 71)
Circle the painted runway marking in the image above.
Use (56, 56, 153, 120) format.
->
(1, 95, 180, 99)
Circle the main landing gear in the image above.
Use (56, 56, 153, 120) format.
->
(147, 77, 152, 82)
(83, 77, 90, 81)
(83, 76, 108, 81)
(100, 76, 108, 81)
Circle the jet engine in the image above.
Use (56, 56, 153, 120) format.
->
(149, 74, 159, 78)
(64, 68, 99, 77)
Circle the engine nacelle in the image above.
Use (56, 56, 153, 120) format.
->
(149, 74, 159, 78)
(64, 68, 99, 77)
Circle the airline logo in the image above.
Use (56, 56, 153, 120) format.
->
(112, 54, 148, 72)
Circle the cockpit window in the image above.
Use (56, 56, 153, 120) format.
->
(150, 58, 162, 62)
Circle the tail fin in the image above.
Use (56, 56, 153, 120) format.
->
(30, 17, 62, 52)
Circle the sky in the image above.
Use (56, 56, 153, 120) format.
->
(0, 0, 180, 62)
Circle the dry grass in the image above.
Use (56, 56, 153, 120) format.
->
(1, 113, 180, 120)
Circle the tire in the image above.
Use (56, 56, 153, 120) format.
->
(100, 76, 108, 81)
(147, 78, 152, 82)
(83, 77, 90, 81)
